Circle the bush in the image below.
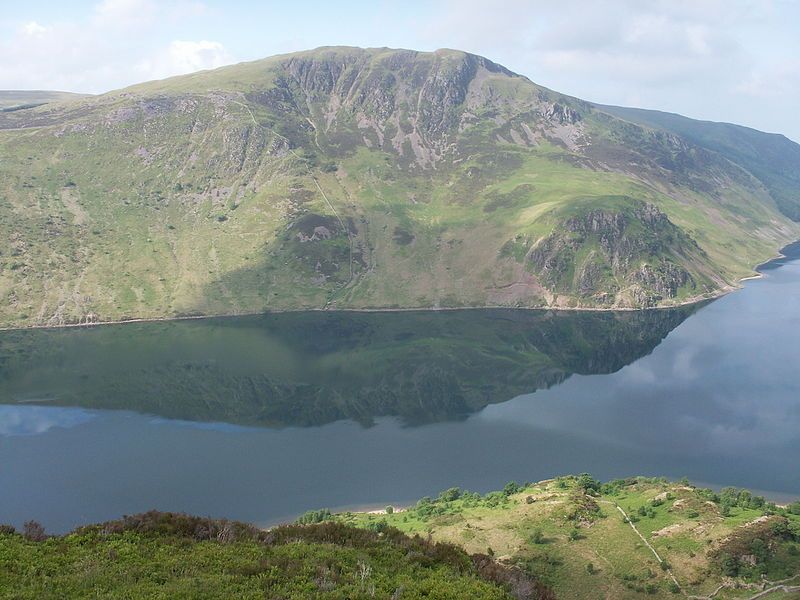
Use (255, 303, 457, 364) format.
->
(23, 521, 46, 541)
(471, 554, 556, 600)
(385, 506, 394, 514)
(586, 562, 595, 574)
(483, 491, 507, 508)
(503, 481, 522, 496)
(366, 520, 388, 533)
(576, 473, 600, 493)
(719, 553, 739, 577)
(439, 487, 462, 502)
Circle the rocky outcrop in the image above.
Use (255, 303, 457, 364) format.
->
(526, 200, 700, 307)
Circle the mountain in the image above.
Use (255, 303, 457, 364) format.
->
(0, 46, 798, 327)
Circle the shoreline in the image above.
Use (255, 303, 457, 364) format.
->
(1, 242, 795, 334)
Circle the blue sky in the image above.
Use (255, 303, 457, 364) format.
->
(2, 0, 798, 141)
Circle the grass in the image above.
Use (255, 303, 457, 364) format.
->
(336, 477, 800, 600)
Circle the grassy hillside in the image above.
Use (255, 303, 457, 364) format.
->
(599, 105, 800, 221)
(0, 47, 798, 327)
(0, 512, 552, 599)
(338, 477, 800, 600)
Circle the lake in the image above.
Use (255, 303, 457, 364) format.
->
(2, 245, 799, 533)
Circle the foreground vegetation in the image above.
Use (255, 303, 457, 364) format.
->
(335, 477, 800, 600)
(0, 512, 552, 599)
(3, 477, 798, 599)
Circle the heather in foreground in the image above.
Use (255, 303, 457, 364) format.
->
(0, 512, 552, 599)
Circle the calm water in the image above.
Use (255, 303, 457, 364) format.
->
(1, 246, 799, 533)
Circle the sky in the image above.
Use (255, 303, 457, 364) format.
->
(1, 0, 798, 141)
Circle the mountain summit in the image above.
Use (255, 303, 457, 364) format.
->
(1, 46, 798, 327)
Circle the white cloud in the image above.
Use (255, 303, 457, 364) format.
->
(136, 40, 233, 81)
(21, 21, 50, 36)
(0, 0, 222, 93)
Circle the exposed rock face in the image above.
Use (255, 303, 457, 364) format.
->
(632, 261, 691, 299)
(527, 201, 697, 307)
(240, 49, 595, 169)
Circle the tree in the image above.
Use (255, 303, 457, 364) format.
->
(439, 487, 462, 502)
(576, 473, 600, 493)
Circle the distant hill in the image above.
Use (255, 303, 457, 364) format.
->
(0, 47, 798, 327)
(599, 104, 800, 220)
(0, 90, 89, 111)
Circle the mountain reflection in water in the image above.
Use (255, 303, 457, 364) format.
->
(0, 307, 697, 427)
